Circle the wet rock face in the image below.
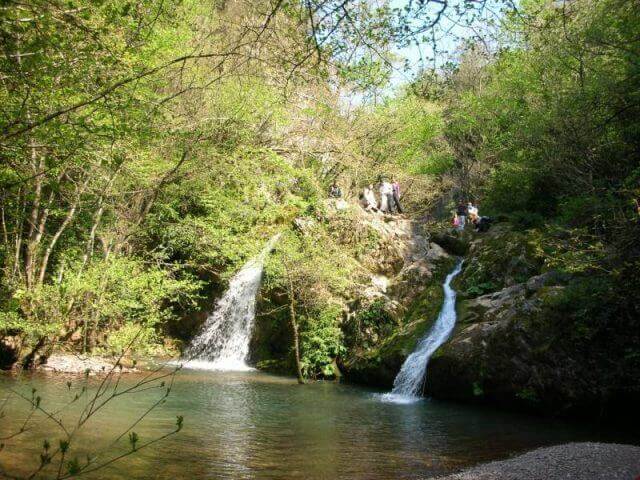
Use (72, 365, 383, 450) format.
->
(325, 207, 455, 386)
(430, 232, 469, 256)
(428, 263, 578, 409)
(341, 265, 453, 388)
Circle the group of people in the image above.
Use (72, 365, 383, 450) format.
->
(329, 179, 493, 231)
(329, 178, 403, 215)
(361, 178, 403, 214)
(454, 201, 492, 232)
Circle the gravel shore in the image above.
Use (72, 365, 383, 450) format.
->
(432, 442, 640, 480)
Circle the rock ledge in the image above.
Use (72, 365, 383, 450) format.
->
(40, 354, 136, 375)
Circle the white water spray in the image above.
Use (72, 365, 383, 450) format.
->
(382, 259, 464, 404)
(182, 234, 280, 371)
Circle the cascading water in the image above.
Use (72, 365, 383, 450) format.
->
(181, 234, 280, 371)
(382, 259, 464, 404)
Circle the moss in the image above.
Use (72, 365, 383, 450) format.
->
(458, 225, 542, 297)
(516, 387, 541, 403)
(472, 382, 484, 397)
(256, 358, 292, 375)
(379, 283, 444, 357)
(342, 258, 455, 387)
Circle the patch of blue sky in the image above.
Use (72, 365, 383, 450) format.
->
(386, 0, 508, 91)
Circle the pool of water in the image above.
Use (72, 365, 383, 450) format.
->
(0, 368, 635, 479)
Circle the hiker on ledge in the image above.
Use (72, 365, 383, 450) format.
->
(379, 179, 394, 213)
(392, 178, 403, 214)
(363, 184, 379, 212)
(329, 182, 342, 198)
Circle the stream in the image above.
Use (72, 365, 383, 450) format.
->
(0, 369, 632, 480)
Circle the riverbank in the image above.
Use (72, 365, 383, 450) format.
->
(432, 442, 640, 480)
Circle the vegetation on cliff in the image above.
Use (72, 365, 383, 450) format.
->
(420, 0, 640, 417)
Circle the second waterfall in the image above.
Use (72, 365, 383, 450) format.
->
(182, 234, 280, 371)
(382, 259, 464, 404)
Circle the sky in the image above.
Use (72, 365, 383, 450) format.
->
(386, 0, 507, 91)
(338, 0, 508, 108)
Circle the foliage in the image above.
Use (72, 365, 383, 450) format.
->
(441, 0, 639, 223)
(263, 224, 359, 379)
(300, 305, 345, 378)
(344, 299, 397, 350)
(0, 0, 456, 366)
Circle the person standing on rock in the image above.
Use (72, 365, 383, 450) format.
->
(456, 202, 468, 231)
(379, 179, 395, 213)
(391, 178, 403, 214)
(363, 184, 379, 212)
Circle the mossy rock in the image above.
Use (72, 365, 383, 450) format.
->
(457, 225, 542, 297)
(342, 279, 447, 388)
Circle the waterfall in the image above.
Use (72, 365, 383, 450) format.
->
(181, 234, 280, 371)
(382, 259, 464, 404)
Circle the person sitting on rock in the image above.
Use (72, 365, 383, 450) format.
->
(467, 202, 478, 222)
(329, 181, 342, 198)
(473, 215, 493, 232)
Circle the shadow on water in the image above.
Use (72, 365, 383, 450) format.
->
(0, 369, 637, 480)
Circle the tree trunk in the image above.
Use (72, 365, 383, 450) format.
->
(37, 177, 88, 284)
(13, 188, 26, 279)
(37, 201, 78, 284)
(287, 276, 304, 384)
(0, 200, 8, 246)
(24, 150, 43, 287)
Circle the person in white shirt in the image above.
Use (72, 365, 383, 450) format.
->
(363, 184, 379, 212)
(468, 202, 479, 222)
(379, 180, 394, 213)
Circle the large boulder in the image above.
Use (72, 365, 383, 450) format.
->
(427, 259, 640, 418)
(456, 224, 542, 297)
(341, 268, 452, 388)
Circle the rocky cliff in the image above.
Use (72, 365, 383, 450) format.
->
(251, 200, 454, 382)
(427, 224, 640, 419)
(252, 208, 639, 420)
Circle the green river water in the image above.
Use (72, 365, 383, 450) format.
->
(0, 368, 634, 479)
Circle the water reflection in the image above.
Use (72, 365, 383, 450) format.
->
(0, 370, 635, 480)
